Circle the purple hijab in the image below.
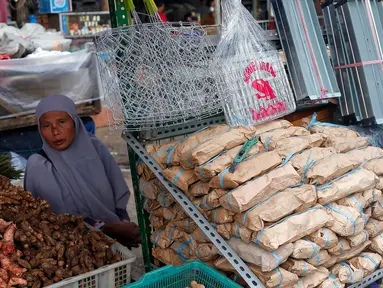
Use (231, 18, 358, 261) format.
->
(25, 95, 130, 222)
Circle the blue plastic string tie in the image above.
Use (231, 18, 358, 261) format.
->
(264, 136, 272, 152)
(203, 197, 212, 210)
(361, 212, 368, 226)
(219, 168, 230, 189)
(154, 229, 164, 246)
(169, 225, 176, 241)
(339, 262, 354, 282)
(173, 169, 185, 185)
(325, 204, 357, 234)
(270, 251, 282, 266)
(300, 261, 308, 276)
(213, 208, 219, 225)
(348, 195, 363, 211)
(310, 241, 319, 259)
(368, 220, 379, 233)
(199, 165, 208, 182)
(360, 254, 378, 269)
(226, 192, 232, 210)
(322, 228, 330, 249)
(274, 268, 283, 288)
(236, 224, 241, 236)
(186, 219, 191, 233)
(339, 240, 345, 255)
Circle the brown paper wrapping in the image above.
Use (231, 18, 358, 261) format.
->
(366, 218, 383, 238)
(171, 218, 198, 234)
(317, 168, 378, 205)
(143, 198, 161, 213)
(140, 178, 162, 200)
(156, 190, 175, 208)
(255, 206, 330, 251)
(304, 122, 359, 137)
(256, 119, 293, 134)
(364, 189, 382, 207)
(152, 206, 187, 222)
(187, 126, 257, 168)
(328, 238, 351, 256)
(331, 262, 364, 283)
(183, 233, 198, 250)
(324, 136, 370, 153)
(349, 252, 382, 276)
(192, 227, 211, 243)
(208, 207, 236, 225)
(337, 241, 371, 262)
(235, 184, 317, 232)
(163, 166, 199, 192)
(347, 147, 383, 162)
(268, 134, 325, 159)
(372, 198, 383, 221)
(220, 164, 301, 213)
(292, 239, 320, 259)
(306, 154, 361, 185)
(294, 267, 329, 288)
(170, 241, 191, 260)
(214, 257, 299, 288)
(150, 214, 166, 229)
(290, 147, 337, 176)
(192, 243, 219, 261)
(171, 125, 230, 166)
(231, 223, 254, 243)
(137, 142, 176, 181)
(370, 234, 383, 255)
(260, 126, 310, 143)
(200, 189, 228, 210)
(323, 255, 339, 268)
(215, 223, 233, 240)
(337, 193, 366, 212)
(152, 247, 184, 266)
(188, 181, 211, 197)
(307, 250, 331, 267)
(325, 204, 365, 237)
(319, 276, 345, 288)
(150, 226, 185, 249)
(364, 157, 383, 176)
(195, 142, 265, 182)
(226, 237, 294, 272)
(347, 230, 369, 247)
(251, 265, 299, 288)
(307, 228, 339, 249)
(210, 151, 282, 189)
(281, 258, 317, 276)
(378, 178, 383, 190)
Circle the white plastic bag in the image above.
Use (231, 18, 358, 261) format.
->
(213, 0, 296, 127)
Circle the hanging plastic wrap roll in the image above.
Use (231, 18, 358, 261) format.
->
(213, 0, 296, 127)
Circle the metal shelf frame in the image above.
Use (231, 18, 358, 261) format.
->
(123, 121, 265, 287)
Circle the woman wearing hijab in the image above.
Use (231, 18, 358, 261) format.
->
(24, 95, 140, 248)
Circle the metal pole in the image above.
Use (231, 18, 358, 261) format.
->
(214, 0, 221, 25)
(127, 145, 153, 273)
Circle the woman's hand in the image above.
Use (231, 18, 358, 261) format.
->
(103, 222, 141, 248)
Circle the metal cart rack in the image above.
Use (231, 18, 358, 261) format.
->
(102, 1, 383, 287)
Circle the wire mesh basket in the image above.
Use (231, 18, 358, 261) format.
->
(94, 1, 225, 131)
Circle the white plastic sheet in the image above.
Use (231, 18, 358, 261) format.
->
(0, 50, 101, 119)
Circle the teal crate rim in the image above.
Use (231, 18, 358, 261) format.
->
(124, 261, 242, 288)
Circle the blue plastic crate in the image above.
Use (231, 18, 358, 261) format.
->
(123, 261, 242, 288)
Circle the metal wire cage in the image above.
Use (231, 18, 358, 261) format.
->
(94, 9, 225, 131)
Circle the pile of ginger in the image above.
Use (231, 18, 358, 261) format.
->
(0, 176, 121, 287)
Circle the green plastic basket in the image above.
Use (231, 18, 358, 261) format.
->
(123, 261, 242, 288)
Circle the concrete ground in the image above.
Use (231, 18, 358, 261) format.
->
(96, 126, 145, 281)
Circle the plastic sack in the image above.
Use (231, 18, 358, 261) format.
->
(0, 49, 100, 119)
(213, 0, 295, 127)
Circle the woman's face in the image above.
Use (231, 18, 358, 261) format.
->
(39, 111, 76, 151)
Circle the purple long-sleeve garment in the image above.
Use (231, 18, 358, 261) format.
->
(24, 95, 130, 222)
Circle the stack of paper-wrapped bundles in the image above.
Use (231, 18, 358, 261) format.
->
(137, 115, 383, 288)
